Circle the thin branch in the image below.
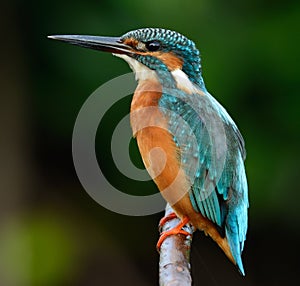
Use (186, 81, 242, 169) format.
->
(159, 204, 194, 286)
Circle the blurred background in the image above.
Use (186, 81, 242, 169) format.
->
(1, 0, 299, 285)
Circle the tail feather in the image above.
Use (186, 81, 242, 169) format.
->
(194, 218, 237, 269)
(226, 228, 245, 275)
(191, 210, 246, 275)
(200, 222, 245, 275)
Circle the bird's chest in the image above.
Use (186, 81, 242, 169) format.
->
(130, 80, 190, 208)
(130, 80, 164, 134)
(130, 80, 172, 173)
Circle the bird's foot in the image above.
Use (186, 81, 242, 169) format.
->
(158, 212, 178, 232)
(157, 215, 190, 251)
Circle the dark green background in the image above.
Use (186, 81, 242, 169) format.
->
(1, 0, 299, 285)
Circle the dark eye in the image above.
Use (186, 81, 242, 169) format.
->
(145, 40, 161, 51)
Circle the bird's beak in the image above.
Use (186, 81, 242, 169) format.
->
(48, 35, 134, 55)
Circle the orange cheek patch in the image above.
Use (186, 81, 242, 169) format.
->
(134, 50, 183, 71)
(121, 39, 183, 71)
(154, 52, 183, 71)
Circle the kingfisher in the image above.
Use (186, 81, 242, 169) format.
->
(49, 28, 249, 275)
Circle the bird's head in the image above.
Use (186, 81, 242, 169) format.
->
(49, 28, 205, 90)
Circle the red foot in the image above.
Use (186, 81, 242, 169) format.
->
(157, 215, 190, 251)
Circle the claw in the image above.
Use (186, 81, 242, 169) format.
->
(158, 212, 178, 232)
(157, 216, 190, 251)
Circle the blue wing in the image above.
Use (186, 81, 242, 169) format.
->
(159, 89, 249, 275)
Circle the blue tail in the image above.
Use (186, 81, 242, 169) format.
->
(225, 218, 246, 275)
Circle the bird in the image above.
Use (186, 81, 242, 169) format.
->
(48, 28, 249, 275)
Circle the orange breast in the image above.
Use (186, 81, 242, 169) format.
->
(130, 79, 190, 208)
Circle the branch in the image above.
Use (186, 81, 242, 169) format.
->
(159, 204, 194, 286)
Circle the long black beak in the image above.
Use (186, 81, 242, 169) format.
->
(48, 35, 133, 55)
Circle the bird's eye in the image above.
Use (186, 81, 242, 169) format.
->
(145, 40, 161, 51)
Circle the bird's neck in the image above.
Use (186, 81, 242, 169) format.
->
(154, 68, 206, 95)
(115, 54, 206, 92)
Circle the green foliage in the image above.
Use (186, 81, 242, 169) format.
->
(0, 213, 77, 286)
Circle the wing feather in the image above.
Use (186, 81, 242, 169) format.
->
(159, 88, 248, 274)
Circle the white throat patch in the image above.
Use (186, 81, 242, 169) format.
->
(113, 54, 158, 82)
